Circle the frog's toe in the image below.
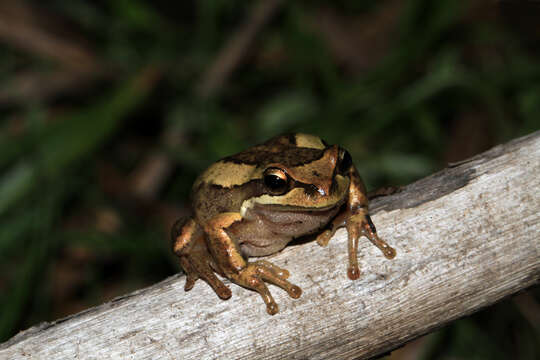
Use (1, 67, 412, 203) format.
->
(358, 214, 396, 259)
(382, 245, 396, 259)
(347, 265, 361, 280)
(212, 282, 232, 299)
(198, 264, 232, 299)
(184, 274, 197, 291)
(179, 257, 199, 290)
(287, 285, 302, 299)
(252, 261, 302, 300)
(231, 270, 280, 315)
(266, 302, 279, 315)
(180, 254, 231, 299)
(230, 261, 302, 314)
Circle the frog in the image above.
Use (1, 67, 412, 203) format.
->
(171, 133, 396, 315)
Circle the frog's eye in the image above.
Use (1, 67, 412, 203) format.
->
(263, 168, 289, 193)
(338, 149, 352, 173)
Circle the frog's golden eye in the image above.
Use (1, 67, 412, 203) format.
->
(338, 149, 353, 173)
(263, 168, 289, 193)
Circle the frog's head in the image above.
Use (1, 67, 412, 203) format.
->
(239, 133, 352, 215)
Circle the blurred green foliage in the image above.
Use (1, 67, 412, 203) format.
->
(0, 0, 538, 357)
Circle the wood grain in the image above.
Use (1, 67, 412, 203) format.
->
(1, 131, 539, 360)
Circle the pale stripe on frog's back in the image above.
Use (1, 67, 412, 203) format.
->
(193, 161, 263, 189)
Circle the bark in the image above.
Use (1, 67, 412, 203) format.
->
(1, 131, 539, 360)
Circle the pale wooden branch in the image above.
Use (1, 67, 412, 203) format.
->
(2, 131, 539, 360)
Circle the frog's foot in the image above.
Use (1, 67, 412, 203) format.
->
(230, 261, 302, 315)
(346, 212, 396, 280)
(179, 248, 232, 300)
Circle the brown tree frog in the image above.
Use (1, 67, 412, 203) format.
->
(172, 133, 396, 315)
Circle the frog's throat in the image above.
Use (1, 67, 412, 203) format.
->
(240, 174, 349, 217)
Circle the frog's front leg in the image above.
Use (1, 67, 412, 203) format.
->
(316, 166, 396, 280)
(171, 218, 232, 299)
(205, 212, 302, 315)
(345, 208, 396, 279)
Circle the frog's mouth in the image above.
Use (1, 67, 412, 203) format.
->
(255, 196, 346, 213)
(255, 201, 343, 219)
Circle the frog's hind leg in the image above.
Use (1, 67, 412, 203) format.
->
(171, 218, 232, 299)
(205, 213, 302, 315)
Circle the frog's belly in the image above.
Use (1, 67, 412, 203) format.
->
(228, 205, 340, 257)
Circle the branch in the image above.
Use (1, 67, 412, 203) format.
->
(2, 131, 539, 359)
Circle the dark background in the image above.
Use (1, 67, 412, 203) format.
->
(0, 0, 538, 358)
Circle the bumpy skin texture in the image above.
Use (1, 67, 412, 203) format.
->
(172, 133, 396, 315)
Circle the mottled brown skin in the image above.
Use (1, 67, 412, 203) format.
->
(172, 133, 396, 315)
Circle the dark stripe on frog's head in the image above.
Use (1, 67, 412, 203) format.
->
(221, 133, 329, 167)
(222, 148, 326, 167)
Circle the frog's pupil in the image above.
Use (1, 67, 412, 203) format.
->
(264, 174, 287, 190)
(339, 150, 352, 173)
